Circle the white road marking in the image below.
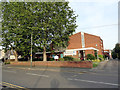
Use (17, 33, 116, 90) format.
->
(26, 73, 49, 78)
(3, 70, 16, 73)
(67, 78, 118, 86)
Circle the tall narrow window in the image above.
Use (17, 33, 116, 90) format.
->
(81, 32, 85, 48)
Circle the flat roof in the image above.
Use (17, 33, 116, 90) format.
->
(66, 47, 99, 51)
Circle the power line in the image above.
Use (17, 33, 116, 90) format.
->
(78, 24, 118, 29)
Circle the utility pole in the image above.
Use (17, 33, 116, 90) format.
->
(31, 33, 32, 67)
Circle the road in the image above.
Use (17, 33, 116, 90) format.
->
(1, 59, 119, 89)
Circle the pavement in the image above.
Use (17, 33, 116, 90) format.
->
(1, 59, 119, 89)
(2, 60, 109, 73)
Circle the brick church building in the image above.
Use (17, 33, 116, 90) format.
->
(64, 32, 104, 60)
(35, 32, 104, 60)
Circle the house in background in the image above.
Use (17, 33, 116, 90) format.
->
(0, 49, 21, 61)
(64, 32, 104, 60)
(104, 49, 112, 59)
(0, 50, 5, 59)
(0, 49, 15, 60)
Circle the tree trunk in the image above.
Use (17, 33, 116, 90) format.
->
(43, 46, 47, 61)
(14, 50, 18, 62)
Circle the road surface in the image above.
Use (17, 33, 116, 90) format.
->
(1, 59, 119, 89)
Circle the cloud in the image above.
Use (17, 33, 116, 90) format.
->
(69, 2, 118, 49)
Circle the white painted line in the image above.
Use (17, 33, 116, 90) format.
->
(26, 73, 49, 78)
(3, 70, 16, 73)
(67, 78, 118, 86)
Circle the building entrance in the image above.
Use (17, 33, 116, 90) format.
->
(79, 50, 84, 60)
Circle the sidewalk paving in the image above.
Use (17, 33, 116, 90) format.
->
(2, 60, 109, 74)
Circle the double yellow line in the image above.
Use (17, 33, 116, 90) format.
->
(0, 82, 30, 90)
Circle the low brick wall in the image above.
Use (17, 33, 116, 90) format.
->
(10, 61, 93, 68)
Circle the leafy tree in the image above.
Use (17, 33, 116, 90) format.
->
(112, 43, 120, 59)
(114, 43, 120, 53)
(118, 52, 120, 59)
(31, 2, 78, 61)
(1, 2, 77, 62)
(112, 51, 117, 59)
(1, 2, 38, 61)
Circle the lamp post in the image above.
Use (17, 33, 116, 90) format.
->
(30, 33, 33, 67)
(96, 44, 98, 59)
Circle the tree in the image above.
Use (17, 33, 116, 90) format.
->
(112, 43, 120, 59)
(33, 2, 78, 61)
(112, 51, 117, 59)
(114, 43, 120, 53)
(1, 2, 77, 62)
(1, 2, 38, 61)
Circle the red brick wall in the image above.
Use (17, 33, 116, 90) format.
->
(85, 50, 95, 56)
(84, 33, 104, 55)
(10, 61, 93, 68)
(67, 32, 82, 49)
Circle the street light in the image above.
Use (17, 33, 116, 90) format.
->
(30, 33, 33, 67)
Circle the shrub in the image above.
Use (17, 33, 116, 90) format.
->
(32, 57, 43, 61)
(93, 62, 99, 67)
(49, 58, 54, 61)
(94, 52, 97, 59)
(18, 58, 28, 61)
(5, 62, 10, 64)
(86, 59, 91, 61)
(63, 56, 74, 61)
(92, 59, 100, 63)
(98, 55, 103, 58)
(73, 58, 81, 61)
(47, 58, 54, 61)
(87, 54, 95, 60)
(98, 55, 104, 61)
(59, 58, 64, 61)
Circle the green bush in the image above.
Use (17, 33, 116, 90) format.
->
(87, 54, 95, 60)
(73, 58, 81, 61)
(5, 62, 10, 64)
(63, 56, 74, 61)
(85, 59, 91, 61)
(93, 62, 99, 67)
(49, 58, 54, 61)
(98, 55, 103, 58)
(18, 58, 28, 61)
(94, 52, 97, 59)
(98, 55, 104, 61)
(32, 57, 43, 61)
(59, 58, 64, 61)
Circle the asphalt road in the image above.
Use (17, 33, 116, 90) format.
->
(1, 59, 119, 89)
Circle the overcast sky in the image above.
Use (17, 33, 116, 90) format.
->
(0, 0, 119, 50)
(69, 0, 118, 50)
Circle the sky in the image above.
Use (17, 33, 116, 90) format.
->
(68, 0, 118, 50)
(0, 0, 119, 50)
